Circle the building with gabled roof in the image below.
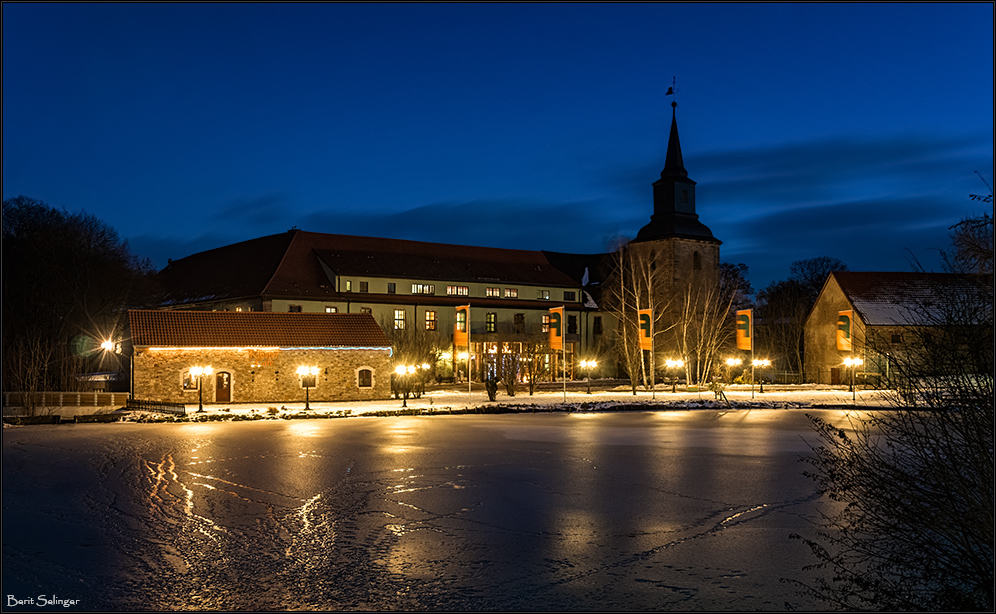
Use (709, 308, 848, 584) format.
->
(803, 271, 992, 385)
(128, 309, 393, 405)
(156, 229, 595, 382)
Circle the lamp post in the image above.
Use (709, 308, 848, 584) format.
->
(189, 366, 213, 412)
(296, 366, 318, 410)
(665, 358, 684, 393)
(394, 364, 415, 407)
(580, 359, 597, 394)
(752, 359, 770, 394)
(419, 362, 431, 398)
(843, 356, 863, 401)
(457, 352, 469, 385)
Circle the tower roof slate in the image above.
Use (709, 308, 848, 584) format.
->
(662, 104, 688, 179)
(633, 104, 720, 245)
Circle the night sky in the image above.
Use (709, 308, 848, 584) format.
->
(3, 3, 993, 291)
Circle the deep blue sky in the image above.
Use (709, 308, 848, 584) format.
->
(4, 3, 993, 291)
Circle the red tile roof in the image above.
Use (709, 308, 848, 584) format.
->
(158, 232, 296, 305)
(128, 309, 392, 348)
(157, 229, 581, 305)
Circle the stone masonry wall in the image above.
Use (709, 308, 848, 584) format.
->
(133, 347, 392, 405)
(803, 279, 867, 384)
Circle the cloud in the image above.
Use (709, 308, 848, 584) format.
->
(211, 193, 296, 227)
(300, 198, 627, 255)
(694, 132, 991, 213)
(597, 130, 992, 287)
(718, 195, 959, 288)
(601, 131, 991, 214)
(132, 131, 991, 289)
(129, 232, 248, 269)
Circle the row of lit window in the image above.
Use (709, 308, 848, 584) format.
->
(299, 305, 601, 336)
(301, 304, 604, 335)
(334, 279, 578, 301)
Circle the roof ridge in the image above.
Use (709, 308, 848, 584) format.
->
(260, 229, 302, 296)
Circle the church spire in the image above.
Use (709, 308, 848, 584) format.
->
(632, 84, 720, 245)
(662, 101, 687, 179)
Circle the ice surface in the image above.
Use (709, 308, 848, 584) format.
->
(2, 405, 868, 611)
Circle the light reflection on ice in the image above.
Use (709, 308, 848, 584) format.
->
(3, 410, 844, 611)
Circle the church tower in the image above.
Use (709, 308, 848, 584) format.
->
(630, 99, 721, 295)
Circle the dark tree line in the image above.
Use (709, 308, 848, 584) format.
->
(753, 256, 848, 380)
(3, 196, 157, 402)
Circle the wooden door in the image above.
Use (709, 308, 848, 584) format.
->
(215, 372, 231, 403)
(830, 367, 841, 386)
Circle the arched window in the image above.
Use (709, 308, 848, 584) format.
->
(693, 251, 701, 270)
(357, 368, 373, 388)
(681, 189, 689, 203)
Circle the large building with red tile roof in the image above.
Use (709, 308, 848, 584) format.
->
(128, 310, 393, 404)
(149, 104, 722, 393)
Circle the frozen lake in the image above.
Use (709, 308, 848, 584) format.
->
(3, 409, 858, 611)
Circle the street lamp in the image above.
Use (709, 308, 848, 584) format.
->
(752, 359, 771, 394)
(394, 364, 416, 407)
(580, 359, 597, 394)
(843, 356, 863, 401)
(725, 357, 743, 384)
(296, 366, 318, 410)
(189, 366, 213, 412)
(665, 358, 684, 393)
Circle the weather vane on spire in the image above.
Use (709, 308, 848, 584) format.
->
(665, 76, 678, 109)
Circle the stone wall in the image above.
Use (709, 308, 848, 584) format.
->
(803, 278, 867, 384)
(133, 347, 392, 405)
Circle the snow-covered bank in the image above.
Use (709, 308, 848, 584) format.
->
(5, 384, 891, 424)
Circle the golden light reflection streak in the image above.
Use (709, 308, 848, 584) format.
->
(286, 421, 322, 438)
(299, 493, 321, 533)
(543, 415, 605, 566)
(145, 453, 226, 542)
(382, 422, 418, 455)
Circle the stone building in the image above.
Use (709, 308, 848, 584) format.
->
(803, 271, 991, 385)
(128, 309, 392, 404)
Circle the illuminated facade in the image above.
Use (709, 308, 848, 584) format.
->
(128, 310, 393, 404)
(803, 272, 991, 385)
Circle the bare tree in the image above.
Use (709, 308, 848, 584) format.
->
(602, 243, 673, 393)
(790, 256, 849, 298)
(942, 212, 993, 275)
(381, 317, 444, 398)
(674, 276, 736, 386)
(755, 279, 810, 378)
(521, 339, 552, 395)
(756, 257, 848, 380)
(792, 272, 993, 610)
